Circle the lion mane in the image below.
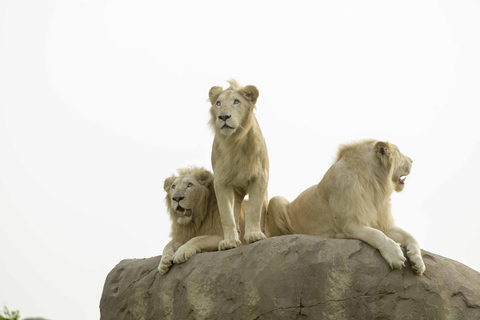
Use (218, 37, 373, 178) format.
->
(163, 167, 222, 241)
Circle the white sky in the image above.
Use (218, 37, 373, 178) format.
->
(1, 1, 479, 319)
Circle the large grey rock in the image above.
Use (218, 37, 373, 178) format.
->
(100, 235, 480, 320)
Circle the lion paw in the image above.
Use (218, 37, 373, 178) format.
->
(172, 245, 198, 264)
(218, 238, 241, 251)
(407, 246, 426, 275)
(244, 231, 267, 244)
(381, 240, 407, 270)
(158, 254, 173, 274)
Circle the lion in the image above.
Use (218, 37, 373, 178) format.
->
(267, 139, 426, 275)
(208, 80, 269, 250)
(158, 166, 247, 274)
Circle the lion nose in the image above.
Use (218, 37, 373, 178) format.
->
(218, 115, 231, 122)
(172, 196, 184, 202)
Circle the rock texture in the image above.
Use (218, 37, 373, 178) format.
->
(100, 235, 480, 320)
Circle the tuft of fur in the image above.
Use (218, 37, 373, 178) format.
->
(267, 139, 425, 275)
(227, 79, 241, 90)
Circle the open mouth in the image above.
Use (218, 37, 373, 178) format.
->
(399, 176, 406, 185)
(176, 206, 192, 218)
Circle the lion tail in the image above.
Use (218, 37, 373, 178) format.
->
(266, 196, 295, 236)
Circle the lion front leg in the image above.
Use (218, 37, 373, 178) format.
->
(244, 179, 267, 244)
(233, 190, 245, 238)
(215, 182, 241, 250)
(173, 235, 224, 264)
(344, 223, 406, 270)
(386, 226, 426, 275)
(158, 240, 182, 274)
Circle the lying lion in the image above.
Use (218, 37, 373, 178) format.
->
(158, 167, 247, 274)
(208, 80, 269, 250)
(267, 139, 426, 275)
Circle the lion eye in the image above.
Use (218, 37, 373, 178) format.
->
(233, 99, 240, 105)
(216, 101, 221, 107)
(187, 183, 193, 188)
(172, 185, 176, 189)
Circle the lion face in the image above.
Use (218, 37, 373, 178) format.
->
(391, 145, 413, 192)
(209, 81, 259, 136)
(164, 169, 213, 225)
(375, 141, 412, 192)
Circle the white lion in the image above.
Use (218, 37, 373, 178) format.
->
(208, 80, 269, 250)
(267, 139, 425, 275)
(158, 167, 247, 274)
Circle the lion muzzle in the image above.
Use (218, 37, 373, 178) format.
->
(176, 206, 192, 218)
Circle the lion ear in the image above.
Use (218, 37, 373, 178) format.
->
(239, 85, 259, 104)
(163, 176, 176, 192)
(197, 170, 214, 187)
(374, 141, 392, 166)
(209, 86, 223, 105)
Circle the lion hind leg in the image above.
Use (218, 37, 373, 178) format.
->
(266, 196, 295, 237)
(344, 223, 406, 270)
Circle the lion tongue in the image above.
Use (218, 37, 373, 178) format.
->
(177, 208, 192, 218)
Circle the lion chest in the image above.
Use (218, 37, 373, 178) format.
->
(212, 157, 256, 190)
(211, 135, 268, 188)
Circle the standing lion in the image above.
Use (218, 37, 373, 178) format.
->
(208, 80, 269, 250)
(267, 139, 425, 275)
(158, 167, 247, 274)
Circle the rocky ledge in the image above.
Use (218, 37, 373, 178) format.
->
(100, 235, 480, 320)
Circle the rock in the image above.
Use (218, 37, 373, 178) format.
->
(100, 235, 480, 320)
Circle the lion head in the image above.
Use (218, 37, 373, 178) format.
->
(374, 141, 413, 192)
(163, 167, 215, 226)
(208, 80, 259, 136)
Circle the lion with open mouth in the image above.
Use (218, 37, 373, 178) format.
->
(158, 166, 247, 274)
(267, 139, 425, 275)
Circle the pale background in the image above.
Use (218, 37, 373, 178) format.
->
(1, 1, 479, 319)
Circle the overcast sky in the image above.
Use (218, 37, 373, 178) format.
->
(1, 1, 479, 319)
